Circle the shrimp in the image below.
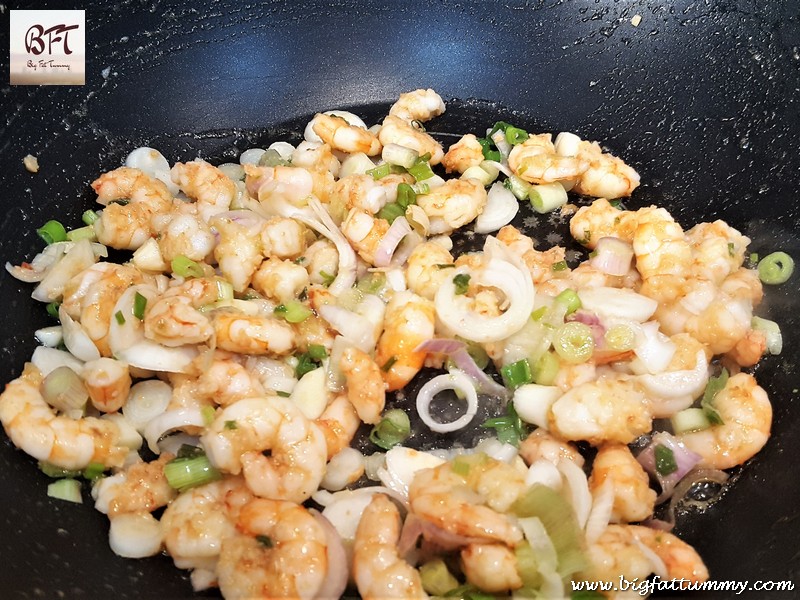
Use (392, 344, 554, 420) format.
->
(92, 453, 177, 516)
(508, 133, 588, 184)
(726, 328, 766, 367)
(155, 211, 216, 263)
(251, 257, 310, 304)
(388, 88, 445, 123)
(460, 543, 523, 593)
(291, 141, 341, 177)
(405, 242, 455, 301)
(588, 444, 656, 523)
(686, 220, 750, 285)
(0, 364, 129, 469)
(217, 498, 330, 600)
(212, 310, 295, 356)
(91, 167, 173, 250)
(441, 133, 484, 174)
(248, 164, 316, 212)
(212, 214, 265, 293)
(303, 239, 340, 286)
(408, 457, 525, 545)
(330, 174, 393, 220)
(340, 346, 386, 425)
(160, 477, 251, 575)
(583, 524, 708, 588)
(260, 216, 309, 259)
(678, 372, 771, 469)
(143, 295, 213, 347)
(573, 140, 641, 199)
(519, 429, 585, 468)
(569, 199, 639, 249)
(416, 178, 487, 234)
(316, 393, 361, 460)
(374, 291, 436, 391)
(353, 494, 428, 600)
(171, 160, 236, 222)
(186, 353, 267, 408)
(379, 115, 444, 165)
(200, 396, 327, 502)
(82, 357, 131, 413)
(549, 375, 653, 445)
(632, 207, 692, 290)
(312, 112, 382, 155)
(497, 225, 568, 284)
(684, 292, 752, 355)
(341, 208, 391, 265)
(163, 276, 224, 307)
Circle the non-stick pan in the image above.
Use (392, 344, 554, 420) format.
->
(1, 1, 799, 598)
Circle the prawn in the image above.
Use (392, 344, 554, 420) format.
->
(171, 160, 236, 222)
(315, 393, 361, 460)
(460, 543, 523, 593)
(155, 211, 216, 264)
(211, 214, 265, 293)
(0, 364, 129, 469)
(441, 133, 484, 174)
(353, 493, 428, 600)
(312, 112, 382, 155)
(340, 346, 386, 425)
(341, 208, 391, 265)
(508, 133, 588, 184)
(93, 453, 177, 516)
(405, 241, 455, 301)
(573, 140, 641, 199)
(82, 357, 132, 413)
(588, 444, 656, 523)
(200, 396, 327, 502)
(143, 295, 214, 347)
(416, 178, 487, 234)
(379, 115, 444, 165)
(212, 310, 296, 356)
(388, 88, 445, 123)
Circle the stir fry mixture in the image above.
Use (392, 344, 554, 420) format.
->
(1, 89, 793, 599)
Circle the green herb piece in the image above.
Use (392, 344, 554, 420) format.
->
(453, 273, 471, 295)
(36, 220, 67, 245)
(133, 292, 147, 320)
(654, 443, 678, 476)
(701, 369, 728, 425)
(369, 409, 411, 450)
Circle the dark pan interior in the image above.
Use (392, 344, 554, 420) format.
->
(1, 1, 799, 598)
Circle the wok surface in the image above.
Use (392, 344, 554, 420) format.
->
(1, 1, 799, 597)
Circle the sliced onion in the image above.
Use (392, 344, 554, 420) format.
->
(108, 284, 159, 356)
(414, 337, 467, 355)
(376, 446, 445, 501)
(59, 305, 101, 362)
(577, 287, 658, 323)
(637, 431, 703, 503)
(41, 365, 88, 412)
(512, 384, 561, 429)
(143, 407, 207, 454)
(480, 159, 513, 178)
(639, 350, 709, 417)
(32, 238, 98, 302)
(31, 346, 84, 376)
(116, 340, 199, 374)
(590, 237, 634, 276)
(416, 369, 479, 433)
(633, 538, 668, 580)
(434, 257, 535, 343)
(123, 379, 173, 434)
(525, 458, 563, 489)
(450, 348, 508, 399)
(490, 129, 512, 160)
(108, 512, 163, 558)
(475, 182, 519, 234)
(374, 217, 415, 267)
(310, 509, 348, 600)
(35, 326, 63, 348)
(664, 468, 729, 528)
(632, 321, 676, 375)
(157, 433, 200, 456)
(101, 412, 144, 450)
(557, 458, 592, 529)
(584, 479, 614, 544)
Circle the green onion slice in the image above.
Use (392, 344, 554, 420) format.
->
(171, 255, 205, 278)
(273, 300, 312, 323)
(654, 443, 678, 476)
(37, 220, 67, 245)
(46, 301, 61, 319)
(378, 202, 405, 224)
(453, 273, 471, 295)
(552, 321, 594, 364)
(307, 344, 328, 360)
(555, 289, 581, 315)
(701, 369, 728, 425)
(419, 559, 459, 596)
(396, 183, 417, 209)
(133, 292, 147, 320)
(369, 409, 411, 450)
(758, 251, 794, 285)
(501, 358, 533, 390)
(82, 209, 99, 225)
(47, 479, 83, 504)
(164, 453, 222, 492)
(407, 160, 435, 182)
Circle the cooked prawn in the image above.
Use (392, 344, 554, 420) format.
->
(441, 133, 484, 174)
(212, 311, 295, 356)
(312, 112, 382, 155)
(588, 444, 656, 523)
(460, 543, 523, 593)
(405, 241, 455, 301)
(211, 214, 265, 293)
(416, 178, 487, 234)
(93, 453, 176, 516)
(508, 133, 588, 184)
(315, 393, 361, 460)
(379, 115, 444, 165)
(82, 357, 131, 413)
(171, 160, 236, 222)
(143, 295, 213, 347)
(573, 140, 641, 199)
(340, 346, 385, 425)
(388, 88, 445, 123)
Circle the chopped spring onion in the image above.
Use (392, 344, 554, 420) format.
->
(381, 143, 420, 169)
(319, 270, 336, 286)
(501, 358, 533, 390)
(451, 452, 487, 476)
(171, 255, 205, 278)
(201, 405, 216, 426)
(39, 461, 80, 479)
(478, 137, 501, 162)
(46, 301, 60, 319)
(461, 165, 495, 187)
(366, 163, 406, 180)
(482, 402, 528, 446)
(752, 316, 782, 355)
(295, 351, 323, 378)
(654, 444, 678, 476)
(369, 409, 411, 450)
(47, 479, 83, 504)
(133, 292, 147, 320)
(529, 182, 568, 214)
(83, 462, 106, 482)
(82, 209, 99, 225)
(555, 289, 581, 315)
(701, 369, 728, 425)
(381, 355, 398, 372)
(37, 220, 68, 245)
(505, 126, 529, 145)
(419, 559, 459, 596)
(757, 251, 794, 284)
(504, 174, 532, 200)
(256, 534, 274, 548)
(604, 323, 636, 351)
(551, 260, 568, 272)
(258, 148, 291, 167)
(396, 183, 417, 209)
(356, 272, 387, 295)
(307, 344, 328, 360)
(273, 300, 312, 323)
(408, 159, 435, 182)
(531, 351, 560, 386)
(164, 452, 222, 492)
(552, 322, 594, 364)
(215, 279, 234, 301)
(452, 273, 470, 295)
(224, 420, 238, 430)
(41, 366, 89, 412)
(671, 407, 711, 434)
(377, 202, 405, 224)
(114, 310, 126, 325)
(66, 225, 97, 242)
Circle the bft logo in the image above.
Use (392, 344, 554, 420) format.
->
(10, 10, 86, 85)
(25, 23, 80, 56)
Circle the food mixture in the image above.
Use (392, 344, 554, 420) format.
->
(1, 89, 792, 599)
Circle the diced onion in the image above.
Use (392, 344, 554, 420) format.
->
(590, 237, 634, 276)
(59, 305, 101, 362)
(637, 431, 703, 503)
(415, 369, 479, 433)
(123, 379, 173, 434)
(475, 182, 519, 234)
(339, 152, 376, 178)
(31, 346, 84, 376)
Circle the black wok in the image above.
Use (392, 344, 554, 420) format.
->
(1, 1, 798, 598)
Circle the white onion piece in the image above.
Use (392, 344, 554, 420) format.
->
(554, 131, 582, 156)
(525, 458, 563, 489)
(415, 369, 479, 433)
(132, 238, 168, 272)
(434, 258, 534, 343)
(31, 346, 84, 376)
(374, 217, 414, 267)
(320, 447, 365, 491)
(363, 451, 386, 481)
(123, 379, 173, 434)
(92, 472, 125, 514)
(304, 110, 369, 143)
(108, 284, 159, 356)
(490, 129, 512, 160)
(339, 152, 376, 178)
(513, 383, 561, 429)
(639, 350, 709, 415)
(268, 141, 295, 160)
(475, 438, 518, 464)
(584, 479, 614, 544)
(310, 509, 348, 600)
(116, 340, 198, 374)
(101, 413, 143, 450)
(632, 321, 676, 375)
(35, 326, 63, 348)
(577, 286, 658, 323)
(125, 146, 169, 173)
(590, 237, 634, 276)
(239, 148, 266, 165)
(475, 182, 519, 234)
(157, 433, 200, 456)
(32, 238, 97, 302)
(143, 407, 206, 454)
(291, 366, 329, 420)
(318, 304, 376, 353)
(377, 446, 445, 501)
(109, 513, 163, 558)
(58, 306, 101, 362)
(480, 159, 513, 178)
(557, 458, 592, 529)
